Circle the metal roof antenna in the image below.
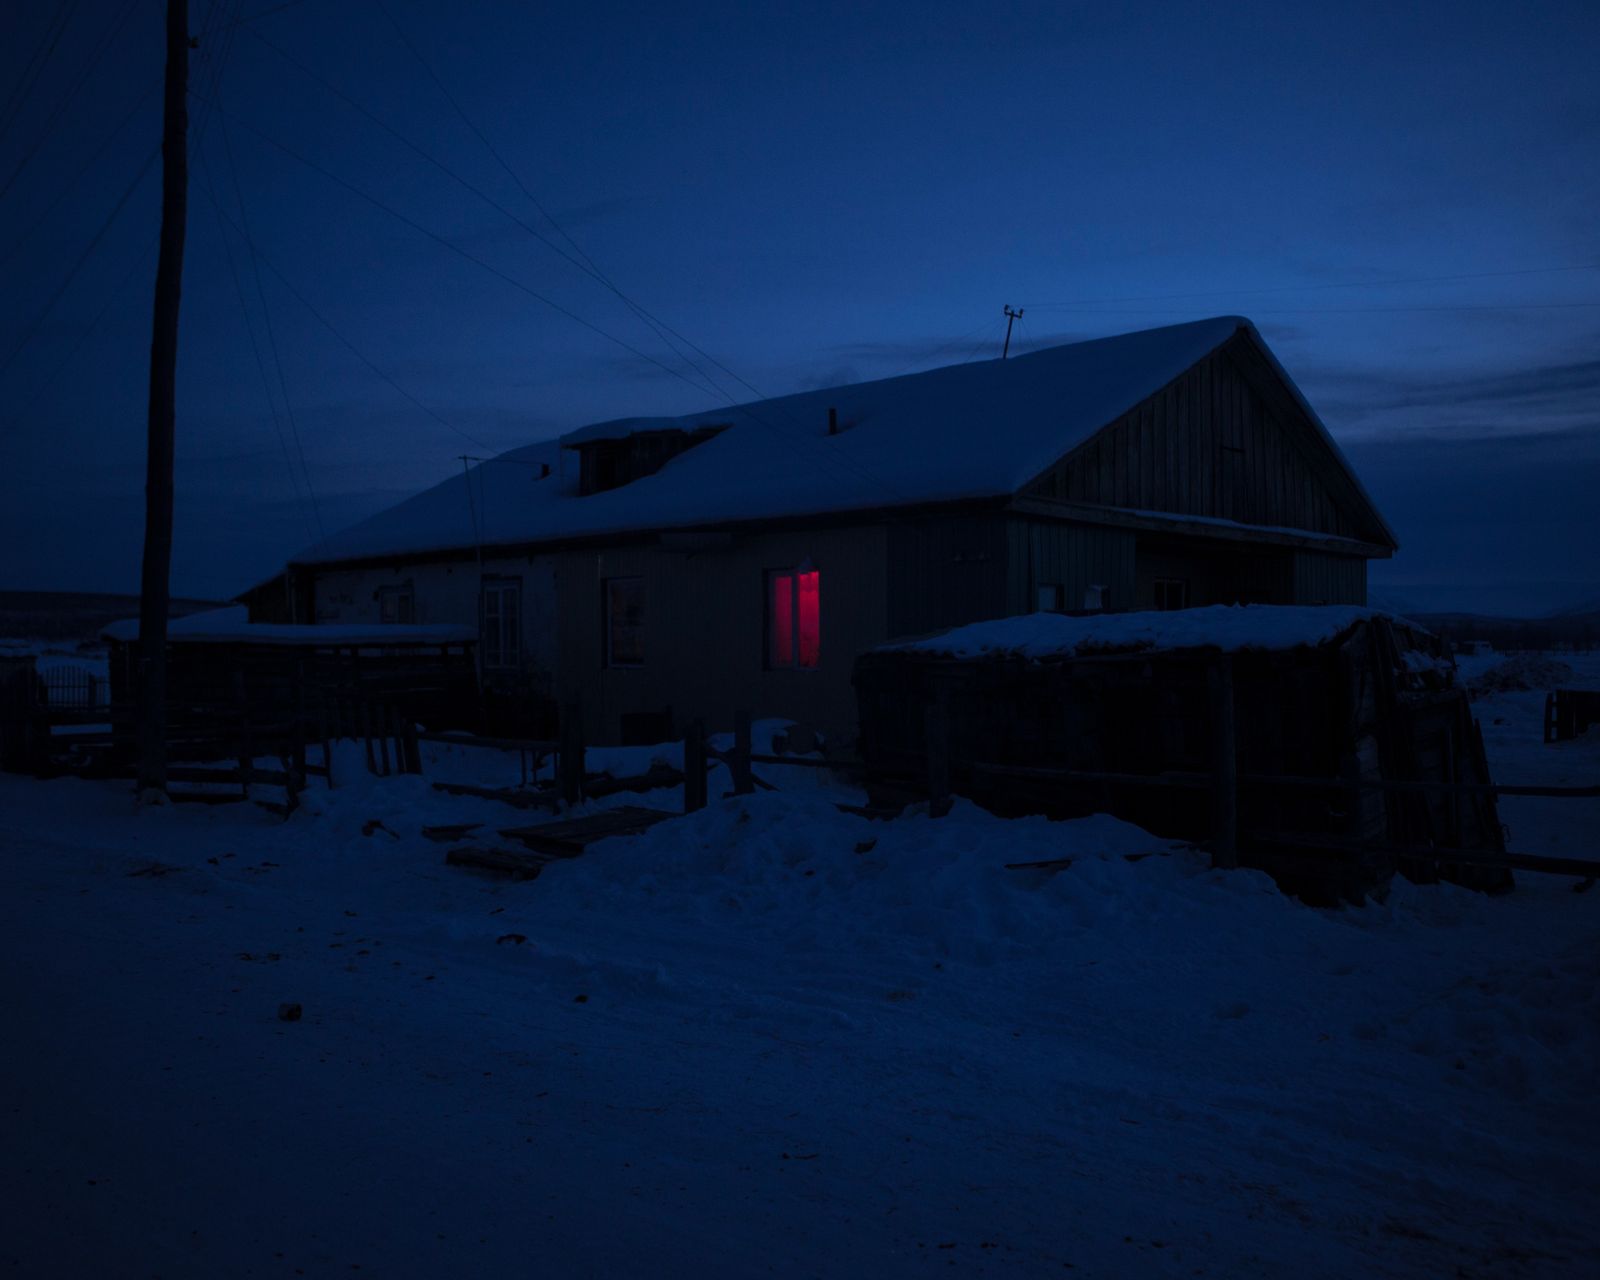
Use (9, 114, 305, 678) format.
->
(1002, 305, 1023, 359)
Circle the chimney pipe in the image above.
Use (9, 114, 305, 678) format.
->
(828, 406, 838, 436)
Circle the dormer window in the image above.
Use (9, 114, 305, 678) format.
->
(571, 424, 728, 496)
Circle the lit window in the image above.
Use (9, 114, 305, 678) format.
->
(605, 577, 645, 667)
(481, 578, 521, 669)
(767, 566, 820, 669)
(1154, 579, 1188, 611)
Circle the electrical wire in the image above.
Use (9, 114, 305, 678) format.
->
(0, 0, 143, 204)
(196, 185, 503, 454)
(0, 0, 83, 149)
(242, 22, 725, 402)
(0, 73, 162, 271)
(0, 144, 158, 377)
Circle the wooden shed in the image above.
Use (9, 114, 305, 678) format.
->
(854, 606, 1508, 902)
(90, 608, 479, 770)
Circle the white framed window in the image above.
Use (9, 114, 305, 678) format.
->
(1035, 584, 1064, 613)
(604, 577, 644, 668)
(1083, 584, 1108, 612)
(1154, 578, 1189, 611)
(481, 578, 521, 670)
(377, 585, 413, 624)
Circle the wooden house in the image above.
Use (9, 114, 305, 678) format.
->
(243, 317, 1398, 745)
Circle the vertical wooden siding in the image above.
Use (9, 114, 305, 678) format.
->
(1003, 520, 1137, 615)
(885, 513, 1010, 639)
(1292, 551, 1367, 605)
(556, 524, 889, 744)
(1034, 345, 1365, 540)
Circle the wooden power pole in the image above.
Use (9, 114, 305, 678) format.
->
(135, 0, 190, 797)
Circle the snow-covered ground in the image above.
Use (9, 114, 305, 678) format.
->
(1, 671, 1597, 1277)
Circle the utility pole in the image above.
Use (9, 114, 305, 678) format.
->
(1002, 304, 1023, 359)
(135, 0, 190, 798)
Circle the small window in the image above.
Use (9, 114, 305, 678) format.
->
(377, 585, 413, 624)
(1083, 584, 1107, 612)
(1154, 579, 1189, 611)
(767, 566, 820, 669)
(1035, 584, 1064, 613)
(605, 577, 645, 667)
(481, 578, 521, 670)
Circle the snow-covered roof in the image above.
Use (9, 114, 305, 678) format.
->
(290, 317, 1269, 567)
(883, 604, 1416, 661)
(103, 606, 476, 647)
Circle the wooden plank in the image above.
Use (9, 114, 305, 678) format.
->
(1247, 830, 1597, 880)
(430, 780, 558, 809)
(500, 805, 676, 856)
(421, 822, 483, 844)
(444, 845, 556, 880)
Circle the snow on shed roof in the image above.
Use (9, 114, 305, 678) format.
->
(289, 316, 1252, 567)
(884, 605, 1415, 661)
(103, 606, 476, 646)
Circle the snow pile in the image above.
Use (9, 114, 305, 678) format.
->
(1466, 653, 1576, 695)
(527, 794, 1192, 967)
(887, 603, 1404, 661)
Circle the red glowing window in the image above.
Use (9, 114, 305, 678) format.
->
(767, 567, 820, 669)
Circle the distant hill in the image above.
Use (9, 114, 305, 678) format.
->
(0, 590, 225, 645)
(1407, 608, 1600, 652)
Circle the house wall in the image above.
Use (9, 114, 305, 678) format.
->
(1292, 550, 1367, 605)
(1003, 519, 1138, 614)
(885, 512, 1011, 638)
(1027, 342, 1374, 542)
(307, 555, 560, 691)
(555, 524, 889, 746)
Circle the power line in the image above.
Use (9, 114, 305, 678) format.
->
(195, 145, 318, 546)
(216, 97, 327, 545)
(190, 71, 920, 506)
(0, 0, 143, 204)
(368, 0, 728, 397)
(4, 231, 158, 425)
(365, 0, 896, 492)
(196, 180, 502, 455)
(0, 0, 83, 150)
(242, 21, 726, 402)
(0, 73, 162, 270)
(0, 144, 158, 377)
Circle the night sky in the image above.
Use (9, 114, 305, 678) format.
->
(2, 0, 1596, 614)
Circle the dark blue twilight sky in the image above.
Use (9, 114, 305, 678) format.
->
(2, 0, 1596, 613)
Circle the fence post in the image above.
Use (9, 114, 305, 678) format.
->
(402, 712, 421, 775)
(684, 717, 708, 813)
(1208, 657, 1238, 870)
(925, 684, 951, 819)
(558, 702, 584, 807)
(731, 708, 753, 797)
